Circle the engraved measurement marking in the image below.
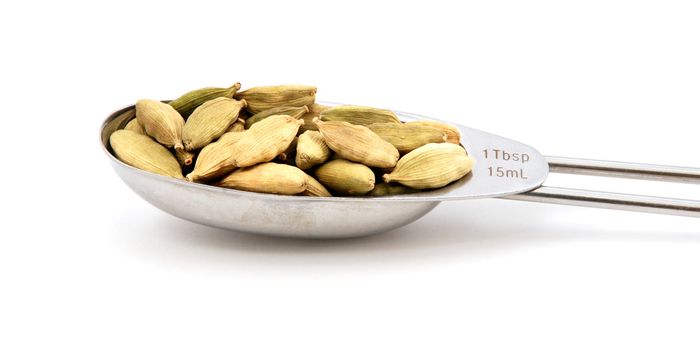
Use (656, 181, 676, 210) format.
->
(487, 166, 529, 179)
(483, 148, 531, 179)
(482, 149, 530, 164)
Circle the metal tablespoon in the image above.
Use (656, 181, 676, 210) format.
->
(101, 104, 700, 238)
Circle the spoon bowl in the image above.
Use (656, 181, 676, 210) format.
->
(101, 104, 549, 238)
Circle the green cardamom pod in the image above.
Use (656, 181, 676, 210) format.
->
(229, 115, 304, 168)
(315, 159, 375, 195)
(169, 82, 241, 118)
(296, 130, 331, 170)
(409, 120, 461, 144)
(186, 132, 244, 182)
(245, 105, 308, 129)
(383, 143, 475, 189)
(110, 130, 184, 179)
(124, 118, 146, 135)
(217, 163, 308, 195)
(320, 105, 400, 126)
(135, 99, 185, 150)
(314, 118, 399, 168)
(235, 85, 316, 114)
(182, 97, 247, 151)
(299, 103, 330, 133)
(367, 122, 447, 153)
(301, 174, 332, 197)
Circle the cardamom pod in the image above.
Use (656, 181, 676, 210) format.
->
(235, 85, 316, 114)
(124, 118, 146, 135)
(368, 183, 419, 197)
(383, 143, 475, 189)
(301, 174, 332, 197)
(217, 130, 245, 143)
(182, 97, 247, 151)
(315, 159, 375, 195)
(135, 99, 185, 150)
(245, 105, 309, 129)
(299, 103, 330, 132)
(295, 130, 331, 170)
(186, 132, 244, 182)
(409, 120, 461, 144)
(277, 137, 298, 163)
(367, 122, 447, 153)
(314, 118, 399, 168)
(217, 163, 307, 195)
(169, 82, 241, 118)
(174, 148, 195, 167)
(110, 130, 184, 179)
(320, 105, 400, 126)
(225, 118, 246, 133)
(230, 115, 304, 168)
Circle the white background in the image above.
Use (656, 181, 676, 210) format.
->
(1, 1, 699, 349)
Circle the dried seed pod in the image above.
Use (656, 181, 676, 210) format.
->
(174, 148, 195, 167)
(368, 183, 419, 197)
(217, 130, 245, 143)
(135, 99, 185, 150)
(299, 103, 330, 133)
(110, 130, 184, 179)
(367, 122, 447, 153)
(315, 159, 375, 195)
(245, 105, 308, 129)
(225, 118, 246, 133)
(277, 137, 298, 163)
(230, 115, 304, 168)
(169, 82, 241, 118)
(186, 132, 244, 182)
(124, 118, 146, 135)
(182, 97, 247, 151)
(296, 130, 331, 170)
(235, 85, 316, 114)
(320, 105, 400, 126)
(314, 118, 399, 168)
(383, 143, 475, 189)
(409, 120, 461, 144)
(301, 174, 332, 197)
(217, 163, 307, 195)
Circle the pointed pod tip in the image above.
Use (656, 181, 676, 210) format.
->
(382, 174, 392, 183)
(185, 173, 195, 182)
(239, 98, 247, 108)
(303, 105, 310, 112)
(312, 117, 322, 125)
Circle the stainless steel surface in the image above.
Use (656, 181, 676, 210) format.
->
(101, 103, 698, 238)
(509, 157, 700, 217)
(509, 187, 700, 217)
(546, 156, 700, 184)
(101, 104, 549, 238)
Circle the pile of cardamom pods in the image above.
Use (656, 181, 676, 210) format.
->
(109, 83, 475, 197)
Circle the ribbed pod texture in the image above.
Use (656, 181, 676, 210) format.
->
(245, 105, 308, 129)
(235, 85, 316, 114)
(367, 122, 447, 153)
(218, 163, 307, 195)
(383, 143, 475, 189)
(135, 99, 185, 150)
(169, 82, 241, 118)
(183, 97, 247, 151)
(230, 115, 303, 168)
(315, 159, 375, 195)
(296, 130, 331, 170)
(320, 105, 400, 126)
(110, 130, 183, 179)
(314, 119, 399, 168)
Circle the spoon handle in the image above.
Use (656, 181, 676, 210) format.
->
(506, 157, 700, 218)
